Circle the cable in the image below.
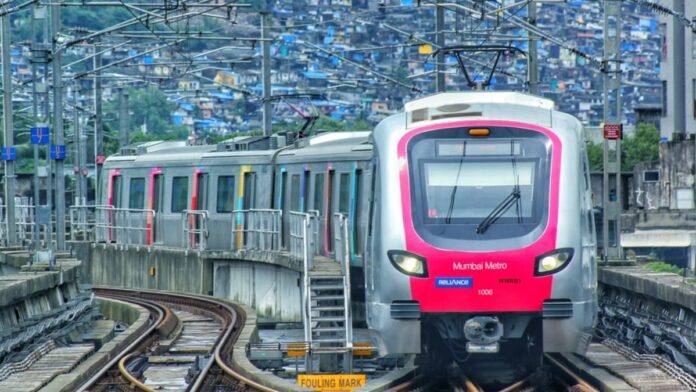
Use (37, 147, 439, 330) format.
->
(627, 0, 696, 33)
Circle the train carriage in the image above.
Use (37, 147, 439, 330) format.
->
(364, 91, 597, 372)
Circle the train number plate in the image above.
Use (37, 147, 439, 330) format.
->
(466, 342, 500, 354)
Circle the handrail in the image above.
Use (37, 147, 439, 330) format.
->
(231, 209, 282, 253)
(181, 209, 209, 251)
(95, 206, 155, 246)
(337, 213, 353, 372)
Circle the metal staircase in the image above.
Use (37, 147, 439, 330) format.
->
(300, 213, 353, 373)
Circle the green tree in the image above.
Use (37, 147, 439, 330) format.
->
(127, 86, 176, 136)
(587, 142, 603, 172)
(622, 123, 660, 171)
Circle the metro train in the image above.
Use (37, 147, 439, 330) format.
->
(365, 91, 597, 374)
(99, 91, 597, 373)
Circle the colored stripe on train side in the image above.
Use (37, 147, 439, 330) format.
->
(190, 168, 204, 248)
(235, 165, 251, 249)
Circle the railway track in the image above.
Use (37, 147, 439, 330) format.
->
(388, 354, 599, 392)
(81, 287, 276, 392)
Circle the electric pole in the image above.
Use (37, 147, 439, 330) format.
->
(94, 41, 103, 204)
(73, 82, 83, 208)
(261, 12, 272, 136)
(51, 3, 65, 251)
(602, 0, 623, 262)
(118, 88, 129, 147)
(435, 0, 445, 92)
(2, 12, 17, 245)
(528, 0, 539, 95)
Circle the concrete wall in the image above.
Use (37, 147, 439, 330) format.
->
(213, 260, 302, 323)
(631, 141, 696, 211)
(76, 242, 304, 323)
(88, 244, 213, 295)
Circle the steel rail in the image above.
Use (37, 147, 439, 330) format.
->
(544, 354, 600, 392)
(76, 295, 166, 391)
(118, 352, 157, 392)
(92, 287, 274, 391)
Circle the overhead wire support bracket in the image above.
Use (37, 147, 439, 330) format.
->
(433, 45, 526, 89)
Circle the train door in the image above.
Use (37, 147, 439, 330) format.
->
(312, 172, 325, 254)
(129, 176, 146, 244)
(353, 167, 363, 263)
(190, 169, 208, 247)
(147, 168, 163, 245)
(235, 166, 256, 249)
(243, 171, 256, 209)
(106, 169, 121, 242)
(280, 169, 290, 247)
(325, 168, 335, 255)
(301, 167, 310, 213)
(337, 171, 351, 259)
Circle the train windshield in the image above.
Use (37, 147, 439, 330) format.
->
(408, 126, 552, 246)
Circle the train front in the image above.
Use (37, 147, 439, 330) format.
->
(365, 92, 597, 369)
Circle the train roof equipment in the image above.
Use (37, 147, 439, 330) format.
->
(404, 91, 555, 129)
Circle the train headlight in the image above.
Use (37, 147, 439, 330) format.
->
(388, 250, 428, 277)
(534, 248, 574, 276)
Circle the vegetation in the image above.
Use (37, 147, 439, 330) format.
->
(644, 261, 684, 275)
(622, 123, 660, 170)
(586, 123, 660, 172)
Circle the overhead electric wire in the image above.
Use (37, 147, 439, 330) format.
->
(626, 0, 696, 32)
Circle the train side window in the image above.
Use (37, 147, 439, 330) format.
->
(129, 178, 145, 209)
(354, 169, 363, 255)
(196, 173, 209, 210)
(290, 174, 301, 212)
(243, 172, 257, 209)
(338, 173, 351, 214)
(313, 173, 325, 214)
(171, 176, 189, 212)
(216, 176, 235, 213)
(112, 176, 123, 208)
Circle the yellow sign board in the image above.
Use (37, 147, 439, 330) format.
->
(287, 343, 307, 357)
(353, 342, 372, 357)
(418, 44, 433, 55)
(297, 374, 367, 391)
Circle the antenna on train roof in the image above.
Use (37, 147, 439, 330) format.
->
(432, 45, 526, 90)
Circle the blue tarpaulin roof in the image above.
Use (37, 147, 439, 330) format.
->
(210, 92, 235, 100)
(303, 71, 328, 79)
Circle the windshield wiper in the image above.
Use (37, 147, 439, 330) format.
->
(475, 186, 521, 234)
(445, 142, 467, 224)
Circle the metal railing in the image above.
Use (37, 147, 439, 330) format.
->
(95, 206, 154, 246)
(0, 197, 36, 246)
(69, 204, 102, 241)
(231, 209, 282, 252)
(15, 198, 35, 244)
(289, 211, 319, 265)
(333, 213, 349, 265)
(181, 210, 209, 251)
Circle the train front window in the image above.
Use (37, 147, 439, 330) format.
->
(423, 160, 535, 221)
(409, 126, 552, 245)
